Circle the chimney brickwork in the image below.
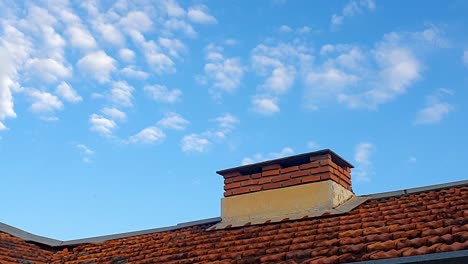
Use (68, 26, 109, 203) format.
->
(222, 153, 352, 197)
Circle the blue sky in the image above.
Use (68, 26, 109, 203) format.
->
(1, 0, 467, 240)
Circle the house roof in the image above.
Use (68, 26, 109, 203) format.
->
(1, 180, 467, 264)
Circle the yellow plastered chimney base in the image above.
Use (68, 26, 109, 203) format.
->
(220, 180, 353, 226)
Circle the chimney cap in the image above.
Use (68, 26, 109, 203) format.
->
(217, 149, 354, 176)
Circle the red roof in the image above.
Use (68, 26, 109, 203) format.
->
(1, 183, 467, 263)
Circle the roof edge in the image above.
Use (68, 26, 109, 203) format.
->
(364, 180, 468, 200)
(0, 217, 221, 248)
(353, 249, 468, 263)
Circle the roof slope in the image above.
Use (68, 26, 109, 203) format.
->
(0, 184, 455, 263)
(0, 232, 52, 263)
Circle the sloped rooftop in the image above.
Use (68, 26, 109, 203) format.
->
(1, 180, 467, 264)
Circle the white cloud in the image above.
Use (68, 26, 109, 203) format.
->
(278, 25, 292, 33)
(162, 0, 186, 17)
(25, 58, 71, 83)
(157, 112, 189, 130)
(76, 144, 94, 155)
(0, 121, 7, 131)
(203, 45, 244, 93)
(66, 25, 97, 50)
(181, 133, 211, 152)
(93, 21, 125, 46)
(164, 19, 197, 38)
(414, 89, 453, 125)
(144, 85, 182, 103)
(158, 37, 186, 58)
(242, 147, 294, 165)
(109, 81, 134, 107)
(463, 50, 468, 66)
(331, 0, 376, 28)
(252, 96, 280, 115)
(89, 113, 116, 136)
(120, 11, 153, 33)
(24, 89, 64, 113)
(188, 5, 217, 24)
(261, 66, 296, 94)
(307, 141, 320, 149)
(354, 142, 374, 182)
(180, 113, 239, 152)
(119, 48, 135, 62)
(55, 82, 82, 103)
(215, 113, 239, 129)
(0, 24, 33, 123)
(120, 66, 149, 79)
(101, 107, 126, 122)
(320, 44, 335, 55)
(128, 126, 165, 144)
(77, 50, 117, 83)
(76, 143, 94, 163)
(141, 40, 176, 74)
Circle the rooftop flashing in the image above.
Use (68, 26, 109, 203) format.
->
(217, 149, 354, 176)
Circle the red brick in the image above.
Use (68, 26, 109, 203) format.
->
(271, 174, 290, 183)
(280, 165, 299, 174)
(310, 166, 331, 175)
(258, 177, 272, 184)
(299, 161, 319, 170)
(290, 169, 310, 178)
(262, 169, 280, 177)
(224, 182, 241, 190)
(251, 172, 262, 179)
(281, 178, 303, 187)
(262, 164, 282, 171)
(232, 175, 250, 182)
(300, 175, 321, 184)
(231, 187, 251, 195)
(224, 190, 233, 197)
(240, 179, 259, 186)
(262, 182, 283, 190)
(250, 185, 262, 192)
(224, 178, 233, 184)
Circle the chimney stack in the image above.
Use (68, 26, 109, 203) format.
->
(213, 149, 354, 228)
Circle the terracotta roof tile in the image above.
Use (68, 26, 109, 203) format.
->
(1, 185, 468, 263)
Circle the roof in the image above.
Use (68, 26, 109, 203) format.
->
(1, 180, 468, 263)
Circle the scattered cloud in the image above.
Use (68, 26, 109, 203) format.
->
(89, 113, 117, 136)
(354, 142, 374, 182)
(463, 50, 468, 66)
(108, 81, 134, 107)
(157, 112, 189, 130)
(101, 107, 127, 122)
(408, 156, 417, 163)
(0, 121, 7, 131)
(242, 147, 294, 165)
(251, 96, 280, 115)
(76, 143, 94, 163)
(120, 66, 149, 79)
(181, 113, 239, 152)
(187, 5, 217, 24)
(119, 48, 135, 62)
(25, 58, 71, 83)
(77, 50, 117, 83)
(23, 88, 64, 113)
(144, 85, 182, 103)
(55, 82, 82, 103)
(414, 89, 453, 125)
(278, 25, 292, 33)
(181, 133, 211, 152)
(128, 126, 166, 144)
(203, 44, 244, 94)
(307, 141, 320, 150)
(331, 0, 376, 29)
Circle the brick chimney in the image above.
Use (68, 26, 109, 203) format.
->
(213, 149, 354, 228)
